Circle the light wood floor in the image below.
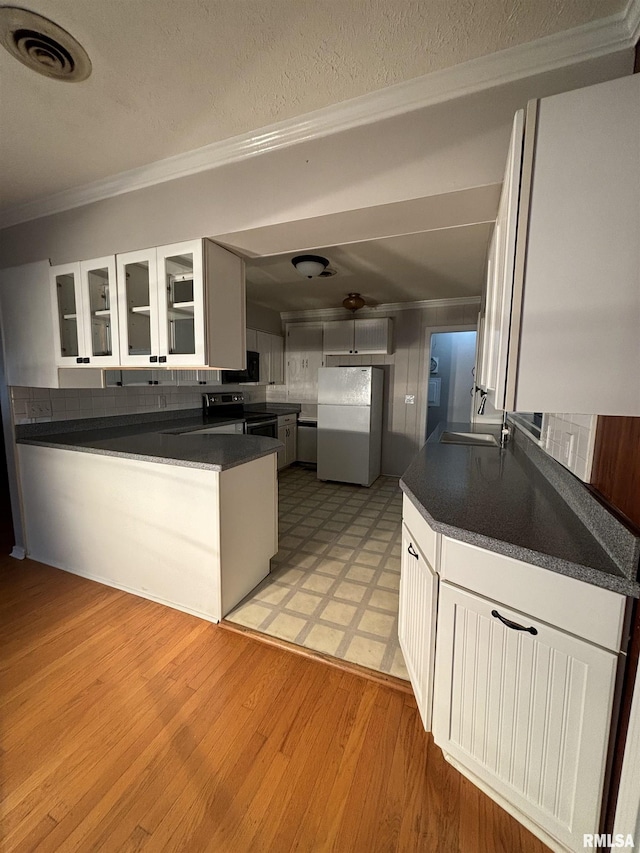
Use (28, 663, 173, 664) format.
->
(1, 558, 550, 852)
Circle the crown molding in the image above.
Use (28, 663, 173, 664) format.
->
(1, 6, 637, 231)
(281, 296, 480, 322)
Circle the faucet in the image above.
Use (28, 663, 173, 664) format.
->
(500, 411, 511, 449)
(476, 387, 488, 416)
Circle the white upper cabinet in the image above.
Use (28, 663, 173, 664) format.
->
(322, 318, 392, 356)
(322, 320, 353, 355)
(270, 334, 284, 384)
(354, 317, 393, 355)
(255, 330, 284, 384)
(479, 111, 523, 409)
(51, 256, 120, 367)
(51, 262, 84, 366)
(286, 322, 324, 402)
(117, 239, 245, 370)
(157, 241, 205, 367)
(80, 258, 121, 367)
(479, 74, 640, 415)
(515, 74, 640, 415)
(117, 247, 160, 366)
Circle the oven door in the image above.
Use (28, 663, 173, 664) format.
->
(244, 418, 277, 438)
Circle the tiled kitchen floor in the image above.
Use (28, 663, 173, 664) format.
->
(226, 466, 409, 680)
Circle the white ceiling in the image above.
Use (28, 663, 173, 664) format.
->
(245, 224, 494, 311)
(0, 0, 629, 214)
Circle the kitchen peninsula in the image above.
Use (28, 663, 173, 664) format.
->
(16, 412, 282, 622)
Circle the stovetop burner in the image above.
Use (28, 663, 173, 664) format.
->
(202, 392, 279, 424)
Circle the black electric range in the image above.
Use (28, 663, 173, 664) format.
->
(202, 393, 278, 437)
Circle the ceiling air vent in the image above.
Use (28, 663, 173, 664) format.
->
(0, 7, 91, 82)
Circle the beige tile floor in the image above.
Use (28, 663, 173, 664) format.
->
(226, 466, 409, 680)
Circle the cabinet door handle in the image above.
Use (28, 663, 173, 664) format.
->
(76, 357, 83, 364)
(158, 355, 167, 363)
(82, 357, 90, 363)
(491, 609, 538, 635)
(149, 356, 158, 363)
(407, 543, 419, 559)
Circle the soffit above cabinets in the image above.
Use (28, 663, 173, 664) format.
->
(0, 0, 633, 223)
(231, 187, 499, 311)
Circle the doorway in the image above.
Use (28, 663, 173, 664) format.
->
(426, 331, 477, 438)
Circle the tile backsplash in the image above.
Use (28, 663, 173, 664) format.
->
(542, 413, 597, 483)
(11, 382, 267, 425)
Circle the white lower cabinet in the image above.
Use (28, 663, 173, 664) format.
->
(399, 522, 438, 731)
(277, 414, 297, 470)
(400, 494, 627, 853)
(432, 582, 618, 852)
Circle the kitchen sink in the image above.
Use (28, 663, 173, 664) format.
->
(439, 431, 498, 447)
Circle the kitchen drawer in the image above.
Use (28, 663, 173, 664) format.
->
(278, 414, 297, 426)
(402, 494, 438, 571)
(440, 536, 626, 652)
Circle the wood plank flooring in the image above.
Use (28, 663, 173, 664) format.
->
(1, 558, 550, 852)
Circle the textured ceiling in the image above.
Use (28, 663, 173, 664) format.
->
(0, 0, 627, 212)
(245, 224, 494, 311)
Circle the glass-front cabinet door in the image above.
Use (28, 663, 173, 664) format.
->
(79, 257, 119, 366)
(157, 241, 205, 366)
(117, 241, 205, 367)
(116, 249, 160, 366)
(51, 262, 85, 366)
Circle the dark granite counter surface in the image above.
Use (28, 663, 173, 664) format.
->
(17, 410, 281, 472)
(400, 422, 640, 598)
(244, 403, 301, 416)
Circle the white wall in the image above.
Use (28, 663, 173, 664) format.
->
(246, 301, 283, 336)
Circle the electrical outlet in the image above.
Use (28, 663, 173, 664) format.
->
(158, 395, 167, 409)
(27, 400, 52, 418)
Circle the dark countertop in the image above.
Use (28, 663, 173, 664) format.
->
(400, 423, 640, 598)
(17, 412, 282, 472)
(245, 403, 301, 416)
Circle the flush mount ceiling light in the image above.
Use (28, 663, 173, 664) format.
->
(342, 293, 366, 312)
(291, 255, 332, 279)
(0, 6, 92, 82)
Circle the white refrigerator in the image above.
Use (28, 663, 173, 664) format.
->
(317, 367, 384, 487)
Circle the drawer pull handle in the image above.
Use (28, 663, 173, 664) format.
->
(407, 543, 419, 559)
(491, 609, 538, 635)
